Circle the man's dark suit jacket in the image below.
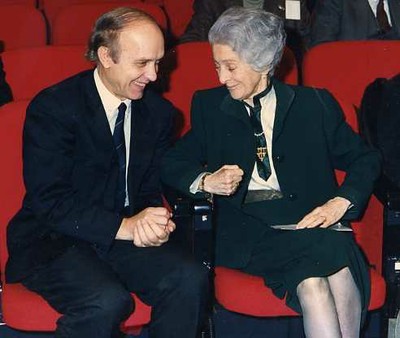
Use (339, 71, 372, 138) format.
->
(180, 0, 310, 43)
(6, 70, 176, 283)
(310, 0, 400, 47)
(161, 79, 380, 269)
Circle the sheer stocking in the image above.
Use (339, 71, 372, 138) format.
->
(297, 277, 341, 338)
(327, 267, 361, 338)
(297, 268, 362, 338)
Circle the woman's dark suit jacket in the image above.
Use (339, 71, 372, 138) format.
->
(161, 79, 380, 269)
(6, 70, 176, 283)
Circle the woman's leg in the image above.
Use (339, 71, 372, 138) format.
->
(327, 267, 362, 338)
(297, 277, 341, 338)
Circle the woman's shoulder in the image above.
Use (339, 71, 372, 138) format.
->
(193, 85, 228, 100)
(274, 80, 337, 106)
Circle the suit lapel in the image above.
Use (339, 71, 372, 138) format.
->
(219, 91, 254, 172)
(389, 0, 400, 33)
(81, 72, 115, 161)
(271, 78, 295, 142)
(351, 0, 378, 32)
(128, 98, 153, 198)
(218, 92, 252, 205)
(220, 92, 252, 128)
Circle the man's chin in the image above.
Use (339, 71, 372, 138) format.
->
(129, 90, 145, 100)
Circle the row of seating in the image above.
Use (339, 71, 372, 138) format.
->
(0, 39, 393, 335)
(43, 0, 191, 37)
(3, 40, 400, 111)
(0, 0, 193, 51)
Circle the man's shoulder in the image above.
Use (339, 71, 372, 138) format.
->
(142, 88, 176, 117)
(143, 87, 172, 106)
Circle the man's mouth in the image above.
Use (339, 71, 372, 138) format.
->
(133, 81, 147, 88)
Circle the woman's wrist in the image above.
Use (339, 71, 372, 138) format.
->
(199, 173, 210, 192)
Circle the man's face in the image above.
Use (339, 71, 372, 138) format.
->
(98, 22, 164, 100)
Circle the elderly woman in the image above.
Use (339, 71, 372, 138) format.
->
(162, 7, 380, 338)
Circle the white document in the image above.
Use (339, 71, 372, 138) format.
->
(285, 0, 301, 20)
(271, 222, 353, 232)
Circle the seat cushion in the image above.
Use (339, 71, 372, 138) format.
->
(215, 266, 298, 317)
(2, 282, 151, 332)
(214, 266, 385, 317)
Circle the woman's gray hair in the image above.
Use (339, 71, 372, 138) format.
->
(208, 7, 286, 75)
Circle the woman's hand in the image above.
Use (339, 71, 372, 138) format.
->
(203, 165, 244, 195)
(297, 197, 352, 229)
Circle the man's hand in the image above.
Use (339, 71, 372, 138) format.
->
(297, 197, 351, 229)
(203, 165, 244, 195)
(116, 207, 176, 247)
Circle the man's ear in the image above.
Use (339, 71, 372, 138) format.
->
(97, 46, 113, 69)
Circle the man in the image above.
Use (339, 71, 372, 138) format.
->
(309, 0, 400, 47)
(5, 7, 208, 338)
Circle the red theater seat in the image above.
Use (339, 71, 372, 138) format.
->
(163, 0, 194, 38)
(0, 4, 46, 51)
(51, 2, 167, 45)
(42, 0, 143, 25)
(2, 45, 93, 101)
(0, 0, 36, 6)
(303, 40, 400, 107)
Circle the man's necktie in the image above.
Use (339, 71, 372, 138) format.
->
(113, 102, 127, 210)
(244, 82, 273, 182)
(377, 0, 391, 33)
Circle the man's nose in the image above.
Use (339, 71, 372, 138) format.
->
(145, 63, 158, 82)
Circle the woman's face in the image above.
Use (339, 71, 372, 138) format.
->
(212, 43, 267, 104)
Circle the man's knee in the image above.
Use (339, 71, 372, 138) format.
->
(167, 259, 210, 298)
(182, 261, 210, 295)
(90, 286, 134, 322)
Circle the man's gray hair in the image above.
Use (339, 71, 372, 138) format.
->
(208, 7, 286, 75)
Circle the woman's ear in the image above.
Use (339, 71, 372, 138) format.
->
(261, 67, 270, 78)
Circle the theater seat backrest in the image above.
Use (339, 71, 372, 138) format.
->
(51, 2, 167, 45)
(303, 40, 400, 107)
(163, 0, 194, 38)
(2, 46, 93, 101)
(0, 4, 46, 50)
